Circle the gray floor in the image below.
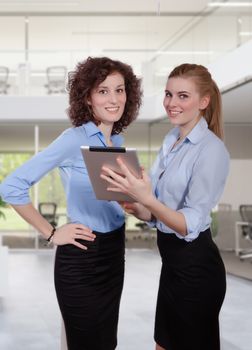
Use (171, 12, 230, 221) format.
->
(0, 249, 251, 350)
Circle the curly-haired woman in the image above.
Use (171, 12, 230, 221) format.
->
(0, 56, 142, 350)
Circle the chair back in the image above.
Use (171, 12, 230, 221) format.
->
(239, 204, 252, 239)
(0, 66, 10, 94)
(45, 66, 67, 94)
(38, 202, 58, 226)
(240, 205, 252, 223)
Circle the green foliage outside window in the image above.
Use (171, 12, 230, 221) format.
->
(210, 211, 218, 237)
(0, 196, 7, 220)
(0, 154, 29, 229)
(138, 150, 158, 171)
(0, 153, 66, 230)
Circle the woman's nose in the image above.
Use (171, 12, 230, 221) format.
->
(109, 92, 117, 104)
(167, 95, 177, 107)
(164, 96, 175, 108)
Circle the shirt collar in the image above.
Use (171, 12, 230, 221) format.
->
(186, 117, 208, 144)
(83, 121, 101, 137)
(83, 121, 124, 147)
(170, 117, 208, 145)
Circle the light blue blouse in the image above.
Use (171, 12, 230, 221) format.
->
(149, 117, 230, 242)
(0, 121, 125, 233)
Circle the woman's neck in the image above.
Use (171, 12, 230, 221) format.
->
(178, 115, 202, 139)
(98, 122, 113, 146)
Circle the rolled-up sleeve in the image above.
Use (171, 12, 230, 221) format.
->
(0, 128, 76, 205)
(178, 140, 230, 241)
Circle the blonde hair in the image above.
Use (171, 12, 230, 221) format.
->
(169, 63, 224, 140)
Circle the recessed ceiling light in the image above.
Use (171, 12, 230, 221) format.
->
(0, 1, 79, 5)
(157, 50, 214, 55)
(72, 31, 158, 36)
(208, 2, 252, 7)
(103, 49, 214, 55)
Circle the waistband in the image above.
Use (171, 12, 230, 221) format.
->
(157, 228, 211, 243)
(93, 223, 125, 237)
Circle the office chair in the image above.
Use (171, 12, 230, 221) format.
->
(38, 202, 59, 227)
(238, 204, 252, 260)
(134, 222, 155, 241)
(0, 66, 10, 94)
(44, 66, 67, 94)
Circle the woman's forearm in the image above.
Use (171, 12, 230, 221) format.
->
(138, 205, 152, 221)
(144, 196, 187, 236)
(12, 203, 96, 250)
(122, 202, 152, 221)
(12, 203, 53, 239)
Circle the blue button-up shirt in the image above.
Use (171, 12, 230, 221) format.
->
(0, 122, 125, 233)
(150, 117, 230, 241)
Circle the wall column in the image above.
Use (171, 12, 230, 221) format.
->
(34, 125, 39, 249)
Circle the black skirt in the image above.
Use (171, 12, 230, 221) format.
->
(155, 228, 226, 350)
(54, 224, 125, 350)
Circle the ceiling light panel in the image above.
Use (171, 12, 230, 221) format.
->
(208, 2, 252, 7)
(239, 31, 252, 36)
(0, 0, 79, 5)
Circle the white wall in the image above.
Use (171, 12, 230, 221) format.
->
(221, 160, 252, 211)
(219, 125, 252, 210)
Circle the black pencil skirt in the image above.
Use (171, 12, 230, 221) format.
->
(154, 228, 226, 350)
(54, 224, 125, 350)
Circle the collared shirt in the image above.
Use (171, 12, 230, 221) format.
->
(0, 121, 125, 233)
(149, 117, 230, 242)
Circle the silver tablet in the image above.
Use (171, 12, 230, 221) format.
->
(81, 146, 141, 202)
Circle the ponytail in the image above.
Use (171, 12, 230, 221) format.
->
(204, 80, 223, 140)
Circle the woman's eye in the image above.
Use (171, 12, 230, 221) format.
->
(98, 89, 107, 94)
(117, 88, 124, 93)
(179, 94, 188, 99)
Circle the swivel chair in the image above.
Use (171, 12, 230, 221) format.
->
(44, 66, 67, 94)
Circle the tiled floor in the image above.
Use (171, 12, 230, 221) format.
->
(0, 248, 251, 350)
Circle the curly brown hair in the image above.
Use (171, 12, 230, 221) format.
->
(67, 56, 142, 134)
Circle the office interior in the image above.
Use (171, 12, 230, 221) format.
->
(0, 1, 252, 349)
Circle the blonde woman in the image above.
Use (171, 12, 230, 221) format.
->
(102, 63, 229, 350)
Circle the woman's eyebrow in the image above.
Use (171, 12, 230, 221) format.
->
(97, 83, 125, 89)
(164, 89, 191, 94)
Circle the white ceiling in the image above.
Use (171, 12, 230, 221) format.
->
(0, 1, 213, 14)
(0, 0, 251, 15)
